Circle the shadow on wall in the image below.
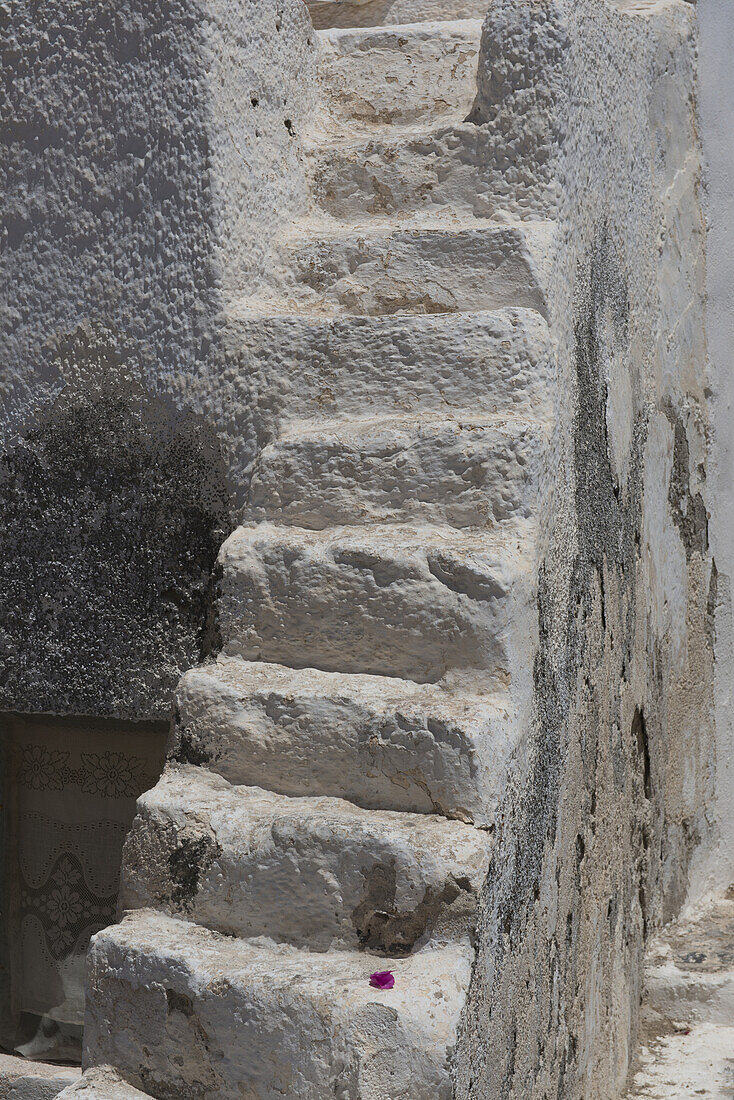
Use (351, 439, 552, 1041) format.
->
(0, 326, 232, 721)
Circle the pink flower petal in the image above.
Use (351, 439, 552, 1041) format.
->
(369, 970, 395, 990)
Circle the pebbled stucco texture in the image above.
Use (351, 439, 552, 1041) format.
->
(0, 0, 317, 718)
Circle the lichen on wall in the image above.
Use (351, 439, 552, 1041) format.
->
(455, 2, 716, 1097)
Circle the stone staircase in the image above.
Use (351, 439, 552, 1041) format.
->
(68, 3, 557, 1097)
(626, 891, 734, 1099)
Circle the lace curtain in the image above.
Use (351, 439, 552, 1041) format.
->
(0, 715, 167, 1063)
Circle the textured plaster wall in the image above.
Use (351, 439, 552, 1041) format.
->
(0, 0, 317, 718)
(696, 0, 734, 893)
(455, 2, 715, 1098)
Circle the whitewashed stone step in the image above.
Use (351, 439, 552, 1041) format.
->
(217, 522, 536, 686)
(247, 411, 547, 529)
(276, 219, 554, 317)
(307, 0, 490, 31)
(626, 893, 734, 1098)
(308, 123, 559, 221)
(173, 658, 517, 826)
(626, 1023, 734, 1099)
(315, 21, 481, 131)
(641, 893, 734, 1029)
(85, 911, 472, 1100)
(227, 307, 554, 425)
(57, 1068, 151, 1099)
(122, 766, 491, 952)
(0, 1054, 80, 1099)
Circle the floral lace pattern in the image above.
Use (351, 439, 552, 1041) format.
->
(16, 746, 68, 791)
(5, 719, 167, 1029)
(20, 854, 117, 960)
(16, 745, 147, 798)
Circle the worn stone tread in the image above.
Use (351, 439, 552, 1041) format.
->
(173, 657, 518, 825)
(314, 20, 482, 132)
(270, 218, 555, 318)
(84, 910, 473, 1100)
(627, 893, 734, 1098)
(627, 1024, 734, 1099)
(247, 410, 547, 529)
(57, 1067, 151, 1099)
(307, 0, 491, 31)
(217, 521, 537, 686)
(0, 1054, 80, 1099)
(307, 122, 560, 221)
(121, 764, 492, 951)
(224, 306, 555, 423)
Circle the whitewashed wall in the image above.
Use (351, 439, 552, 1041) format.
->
(697, 0, 734, 894)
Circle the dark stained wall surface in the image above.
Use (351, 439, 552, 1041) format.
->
(0, 331, 230, 720)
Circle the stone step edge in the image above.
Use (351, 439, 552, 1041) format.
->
(88, 907, 475, 1028)
(306, 0, 489, 32)
(267, 407, 551, 440)
(0, 1053, 80, 1097)
(304, 119, 479, 153)
(315, 16, 484, 44)
(121, 764, 492, 952)
(280, 213, 557, 245)
(179, 654, 511, 719)
(172, 656, 522, 826)
(220, 517, 535, 555)
(250, 219, 556, 320)
(57, 1066, 151, 1099)
(84, 909, 475, 1100)
(224, 302, 554, 336)
(106, 904, 479, 976)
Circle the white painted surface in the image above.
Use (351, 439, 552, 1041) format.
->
(121, 764, 491, 949)
(84, 911, 473, 1100)
(0, 1055, 80, 1100)
(696, 0, 734, 892)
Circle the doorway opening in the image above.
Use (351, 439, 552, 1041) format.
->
(0, 714, 168, 1065)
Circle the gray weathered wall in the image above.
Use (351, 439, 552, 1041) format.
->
(696, 0, 734, 895)
(0, 0, 316, 719)
(456, 2, 715, 1097)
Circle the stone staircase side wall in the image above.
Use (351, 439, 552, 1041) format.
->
(455, 3, 715, 1099)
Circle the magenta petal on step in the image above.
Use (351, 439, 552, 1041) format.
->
(369, 970, 395, 990)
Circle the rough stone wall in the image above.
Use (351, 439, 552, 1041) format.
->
(696, 0, 734, 895)
(455, 3, 715, 1097)
(0, 0, 317, 718)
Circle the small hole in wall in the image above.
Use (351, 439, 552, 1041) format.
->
(639, 885, 648, 936)
(632, 707, 651, 799)
(250, 95, 259, 107)
(283, 119, 294, 136)
(576, 833, 585, 865)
